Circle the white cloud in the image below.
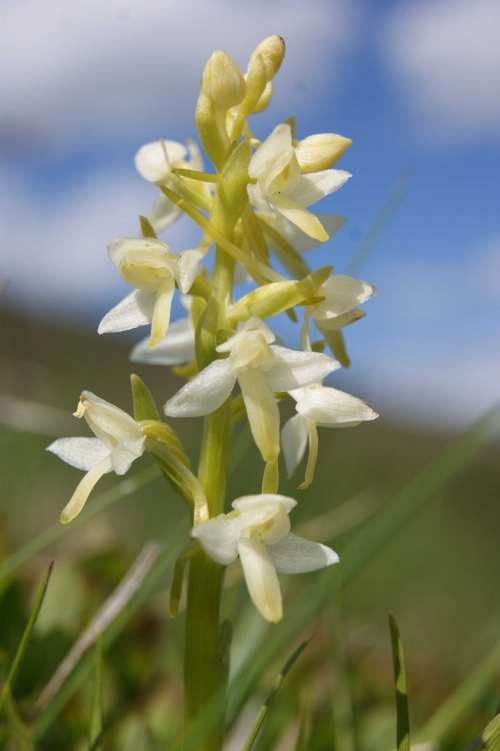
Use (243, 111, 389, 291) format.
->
(383, 0, 500, 141)
(0, 0, 358, 154)
(0, 169, 201, 320)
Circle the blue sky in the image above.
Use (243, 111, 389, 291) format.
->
(1, 0, 499, 429)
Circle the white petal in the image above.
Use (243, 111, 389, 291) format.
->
(175, 249, 203, 294)
(237, 536, 283, 623)
(265, 345, 339, 392)
(264, 213, 347, 254)
(315, 308, 366, 331)
(295, 385, 378, 426)
(98, 290, 156, 334)
(134, 140, 187, 183)
(60, 455, 113, 524)
(47, 437, 111, 471)
(163, 360, 236, 417)
(150, 276, 175, 347)
(281, 414, 309, 478)
(130, 317, 195, 365)
(80, 391, 143, 446)
(110, 437, 146, 474)
(248, 123, 293, 179)
(238, 368, 280, 464)
(107, 237, 170, 268)
(186, 138, 204, 171)
(247, 182, 274, 217)
(267, 533, 339, 573)
(149, 193, 182, 233)
(270, 193, 329, 241)
(286, 170, 352, 208)
(232, 495, 297, 514)
(312, 275, 375, 321)
(191, 514, 239, 565)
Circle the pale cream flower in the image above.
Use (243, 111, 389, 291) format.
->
(191, 493, 338, 622)
(47, 392, 145, 523)
(311, 274, 376, 331)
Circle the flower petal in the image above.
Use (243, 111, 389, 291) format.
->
(270, 193, 329, 241)
(295, 385, 378, 426)
(80, 391, 143, 446)
(315, 308, 366, 331)
(186, 138, 204, 171)
(134, 140, 188, 183)
(312, 275, 375, 321)
(110, 437, 146, 474)
(263, 213, 347, 254)
(265, 345, 339, 392)
(232, 494, 297, 514)
(286, 170, 351, 208)
(149, 193, 182, 233)
(175, 249, 203, 294)
(130, 317, 195, 365)
(247, 182, 274, 217)
(238, 368, 280, 464)
(191, 514, 239, 565)
(98, 290, 156, 334)
(46, 437, 110, 471)
(281, 413, 309, 478)
(248, 123, 293, 179)
(164, 359, 236, 417)
(267, 533, 339, 573)
(107, 237, 170, 268)
(60, 455, 113, 524)
(150, 276, 175, 347)
(237, 536, 283, 623)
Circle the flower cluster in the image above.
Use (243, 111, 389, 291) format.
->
(48, 36, 378, 623)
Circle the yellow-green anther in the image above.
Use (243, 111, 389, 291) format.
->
(250, 35, 286, 81)
(195, 288, 219, 371)
(202, 51, 246, 112)
(227, 265, 333, 325)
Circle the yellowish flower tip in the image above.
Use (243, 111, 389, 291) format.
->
(250, 35, 286, 81)
(73, 397, 86, 419)
(202, 50, 246, 111)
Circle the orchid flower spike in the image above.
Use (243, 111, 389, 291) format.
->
(192, 494, 339, 622)
(248, 123, 351, 242)
(98, 238, 203, 347)
(135, 138, 208, 233)
(47, 392, 145, 523)
(282, 382, 378, 490)
(164, 317, 338, 463)
(130, 295, 195, 366)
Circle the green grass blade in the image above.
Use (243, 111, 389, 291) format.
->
(0, 467, 160, 582)
(0, 561, 53, 714)
(461, 712, 500, 751)
(1, 687, 34, 751)
(294, 688, 313, 751)
(389, 613, 410, 751)
(415, 634, 500, 744)
(241, 636, 312, 751)
(228, 406, 500, 723)
(89, 632, 104, 751)
(32, 520, 188, 740)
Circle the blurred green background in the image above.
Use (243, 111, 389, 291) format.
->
(1, 308, 499, 750)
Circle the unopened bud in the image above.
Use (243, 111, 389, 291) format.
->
(250, 35, 285, 81)
(294, 134, 352, 173)
(202, 51, 246, 111)
(253, 81, 274, 113)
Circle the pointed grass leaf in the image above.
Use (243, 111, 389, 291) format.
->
(461, 712, 500, 751)
(241, 636, 312, 751)
(0, 561, 53, 714)
(389, 613, 410, 751)
(89, 632, 104, 751)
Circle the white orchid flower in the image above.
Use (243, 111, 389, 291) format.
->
(98, 238, 203, 348)
(311, 274, 376, 331)
(130, 295, 195, 366)
(135, 138, 208, 233)
(261, 212, 347, 255)
(47, 392, 145, 523)
(247, 123, 351, 242)
(282, 383, 378, 489)
(164, 317, 339, 463)
(191, 494, 339, 623)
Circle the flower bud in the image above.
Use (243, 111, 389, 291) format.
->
(250, 35, 286, 81)
(253, 81, 273, 113)
(202, 51, 246, 111)
(294, 134, 352, 173)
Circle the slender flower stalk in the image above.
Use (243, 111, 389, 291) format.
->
(47, 33, 378, 751)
